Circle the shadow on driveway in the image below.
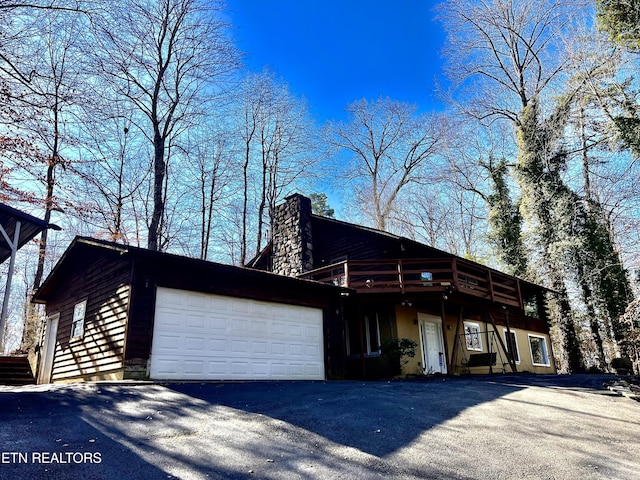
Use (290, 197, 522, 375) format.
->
(1, 374, 626, 479)
(167, 377, 524, 457)
(0, 385, 171, 480)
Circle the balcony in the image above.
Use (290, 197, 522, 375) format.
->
(300, 258, 523, 308)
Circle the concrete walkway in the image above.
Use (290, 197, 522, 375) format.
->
(0, 374, 638, 479)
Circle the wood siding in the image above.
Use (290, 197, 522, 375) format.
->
(44, 248, 132, 382)
(124, 251, 349, 379)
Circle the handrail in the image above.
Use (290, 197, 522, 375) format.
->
(300, 258, 522, 307)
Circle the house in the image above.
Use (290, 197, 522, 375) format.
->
(32, 194, 555, 384)
(249, 194, 556, 378)
(32, 237, 348, 383)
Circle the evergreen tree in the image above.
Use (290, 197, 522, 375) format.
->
(310, 193, 335, 218)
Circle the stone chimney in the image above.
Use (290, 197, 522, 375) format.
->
(271, 194, 313, 277)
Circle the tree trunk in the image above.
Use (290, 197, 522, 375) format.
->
(148, 131, 166, 251)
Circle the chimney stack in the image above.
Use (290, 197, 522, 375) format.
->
(271, 194, 313, 276)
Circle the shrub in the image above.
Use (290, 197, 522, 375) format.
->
(611, 357, 633, 371)
(380, 338, 418, 377)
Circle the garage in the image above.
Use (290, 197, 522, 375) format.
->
(150, 287, 325, 380)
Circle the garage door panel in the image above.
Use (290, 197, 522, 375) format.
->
(151, 288, 324, 380)
(253, 342, 269, 354)
(186, 314, 206, 328)
(252, 320, 268, 334)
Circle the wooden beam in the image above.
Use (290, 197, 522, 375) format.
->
(451, 258, 459, 292)
(487, 270, 495, 303)
(515, 279, 523, 309)
(485, 310, 517, 373)
(503, 309, 518, 373)
(448, 305, 464, 375)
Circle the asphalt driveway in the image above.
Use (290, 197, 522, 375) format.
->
(0, 375, 638, 479)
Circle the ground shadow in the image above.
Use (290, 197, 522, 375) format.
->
(4, 375, 617, 479)
(0, 385, 232, 480)
(167, 376, 524, 458)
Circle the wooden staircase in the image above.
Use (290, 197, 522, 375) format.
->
(0, 355, 36, 385)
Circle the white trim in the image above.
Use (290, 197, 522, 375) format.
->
(38, 313, 59, 384)
(364, 313, 381, 356)
(528, 334, 550, 366)
(70, 300, 87, 340)
(503, 328, 520, 364)
(463, 321, 483, 351)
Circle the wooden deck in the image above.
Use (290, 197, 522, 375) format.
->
(300, 258, 523, 308)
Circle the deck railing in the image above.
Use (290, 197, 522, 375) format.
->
(300, 258, 522, 307)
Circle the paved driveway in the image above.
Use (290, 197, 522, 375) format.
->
(0, 375, 638, 479)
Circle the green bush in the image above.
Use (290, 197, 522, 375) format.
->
(380, 338, 418, 377)
(611, 357, 633, 371)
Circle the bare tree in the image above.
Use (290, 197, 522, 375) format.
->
(0, 1, 87, 93)
(236, 69, 319, 263)
(438, 0, 592, 372)
(176, 124, 235, 260)
(327, 97, 447, 231)
(72, 108, 151, 243)
(91, 0, 238, 251)
(438, 0, 588, 123)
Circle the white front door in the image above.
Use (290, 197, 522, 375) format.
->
(419, 313, 447, 374)
(38, 313, 59, 384)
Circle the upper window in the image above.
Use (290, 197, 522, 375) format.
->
(70, 300, 87, 340)
(464, 321, 482, 351)
(528, 334, 550, 366)
(503, 329, 520, 363)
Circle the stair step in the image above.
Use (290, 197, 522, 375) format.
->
(0, 355, 36, 385)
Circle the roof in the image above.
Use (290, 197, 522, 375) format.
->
(0, 203, 51, 264)
(251, 211, 549, 293)
(33, 236, 351, 303)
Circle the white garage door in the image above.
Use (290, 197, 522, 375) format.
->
(150, 287, 325, 380)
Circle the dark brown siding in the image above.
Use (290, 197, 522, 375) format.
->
(310, 216, 446, 267)
(123, 251, 350, 379)
(45, 247, 132, 382)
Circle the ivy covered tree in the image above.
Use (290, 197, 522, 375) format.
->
(516, 98, 585, 373)
(596, 2, 640, 157)
(483, 157, 528, 278)
(439, 0, 588, 371)
(597, 0, 640, 51)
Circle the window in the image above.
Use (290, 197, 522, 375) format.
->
(528, 334, 550, 366)
(503, 329, 520, 363)
(70, 300, 87, 340)
(346, 313, 381, 356)
(364, 314, 381, 355)
(420, 271, 433, 286)
(464, 321, 482, 351)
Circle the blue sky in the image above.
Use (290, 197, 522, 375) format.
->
(228, 0, 447, 122)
